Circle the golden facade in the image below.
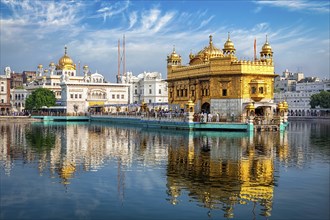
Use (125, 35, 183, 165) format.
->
(167, 34, 276, 119)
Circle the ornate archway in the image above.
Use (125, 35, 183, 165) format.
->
(201, 102, 210, 113)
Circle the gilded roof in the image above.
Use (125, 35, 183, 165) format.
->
(189, 35, 223, 65)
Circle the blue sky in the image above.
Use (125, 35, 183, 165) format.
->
(0, 0, 329, 82)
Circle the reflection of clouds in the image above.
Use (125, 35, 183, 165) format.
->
(74, 197, 101, 219)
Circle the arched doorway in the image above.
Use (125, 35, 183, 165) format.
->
(201, 102, 210, 113)
(255, 106, 265, 116)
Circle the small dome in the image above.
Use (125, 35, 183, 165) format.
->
(261, 36, 272, 53)
(223, 32, 235, 51)
(246, 102, 255, 110)
(49, 62, 55, 67)
(168, 47, 180, 59)
(189, 51, 194, 59)
(167, 46, 182, 65)
(38, 64, 43, 69)
(283, 100, 289, 109)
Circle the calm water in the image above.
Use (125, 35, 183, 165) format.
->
(0, 120, 329, 220)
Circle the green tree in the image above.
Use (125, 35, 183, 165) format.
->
(25, 88, 56, 110)
(310, 91, 330, 108)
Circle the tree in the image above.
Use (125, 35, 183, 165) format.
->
(25, 88, 56, 110)
(310, 91, 330, 108)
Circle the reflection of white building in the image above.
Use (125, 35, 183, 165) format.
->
(120, 71, 168, 104)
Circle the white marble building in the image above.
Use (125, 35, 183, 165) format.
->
(24, 46, 130, 114)
(119, 71, 168, 110)
(0, 67, 11, 114)
(10, 89, 29, 112)
(274, 79, 330, 116)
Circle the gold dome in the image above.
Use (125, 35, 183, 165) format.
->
(282, 100, 289, 109)
(246, 102, 255, 110)
(38, 64, 43, 69)
(197, 35, 223, 58)
(189, 35, 223, 65)
(49, 62, 55, 67)
(167, 46, 182, 65)
(223, 32, 235, 51)
(168, 47, 180, 59)
(261, 36, 272, 53)
(57, 46, 76, 70)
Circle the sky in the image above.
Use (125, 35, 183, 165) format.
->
(0, 0, 329, 82)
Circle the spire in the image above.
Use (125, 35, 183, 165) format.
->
(227, 32, 230, 40)
(173, 45, 176, 53)
(209, 35, 213, 46)
(64, 45, 67, 55)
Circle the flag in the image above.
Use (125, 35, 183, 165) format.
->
(254, 38, 257, 61)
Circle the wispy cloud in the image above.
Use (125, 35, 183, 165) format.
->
(128, 11, 137, 29)
(96, 0, 130, 22)
(0, 1, 328, 80)
(254, 0, 330, 13)
(253, 6, 262, 13)
(1, 0, 84, 28)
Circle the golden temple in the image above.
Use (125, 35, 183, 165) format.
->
(167, 34, 276, 120)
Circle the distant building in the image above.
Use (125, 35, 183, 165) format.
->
(274, 71, 330, 116)
(10, 72, 23, 89)
(0, 67, 11, 114)
(274, 69, 303, 92)
(22, 71, 37, 84)
(10, 88, 28, 112)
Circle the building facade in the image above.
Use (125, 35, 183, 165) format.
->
(22, 46, 130, 114)
(0, 67, 11, 114)
(274, 79, 330, 116)
(120, 71, 168, 104)
(167, 34, 277, 120)
(10, 89, 28, 113)
(10, 72, 23, 89)
(60, 70, 129, 114)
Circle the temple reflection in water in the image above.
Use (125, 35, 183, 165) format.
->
(0, 121, 305, 218)
(166, 132, 282, 218)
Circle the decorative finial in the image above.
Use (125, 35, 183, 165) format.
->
(173, 45, 176, 53)
(64, 45, 67, 55)
(228, 32, 230, 40)
(209, 35, 213, 45)
(266, 34, 268, 43)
